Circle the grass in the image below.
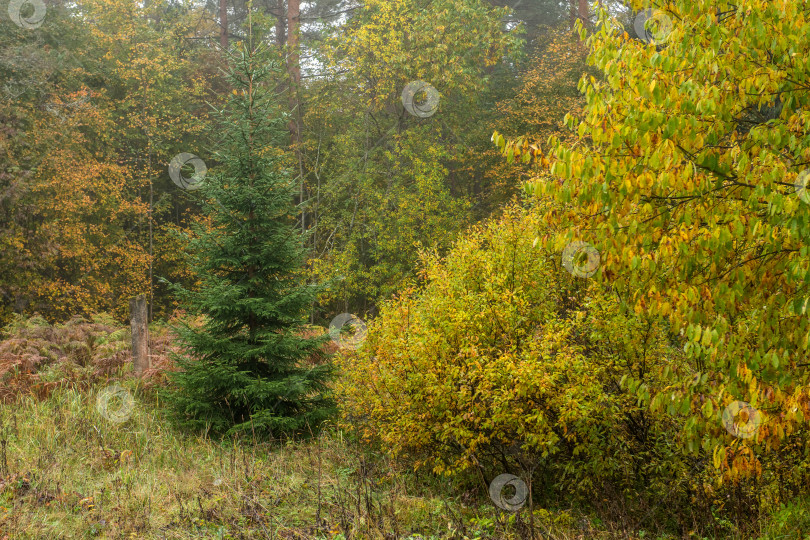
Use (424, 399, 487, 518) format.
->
(0, 314, 805, 539)
(0, 379, 618, 539)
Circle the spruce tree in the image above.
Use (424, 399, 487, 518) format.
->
(163, 39, 334, 437)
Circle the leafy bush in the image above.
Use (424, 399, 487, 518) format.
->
(337, 203, 695, 513)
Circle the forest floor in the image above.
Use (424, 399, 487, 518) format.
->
(0, 316, 797, 539)
(0, 381, 631, 539)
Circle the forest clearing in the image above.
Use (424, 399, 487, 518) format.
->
(1, 0, 810, 538)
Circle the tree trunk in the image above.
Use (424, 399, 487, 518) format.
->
(219, 0, 228, 48)
(571, 0, 589, 41)
(569, 0, 577, 30)
(275, 0, 286, 48)
(287, 0, 300, 117)
(287, 0, 305, 233)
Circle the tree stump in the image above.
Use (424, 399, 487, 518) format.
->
(129, 294, 149, 375)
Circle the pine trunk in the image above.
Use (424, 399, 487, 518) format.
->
(219, 0, 228, 48)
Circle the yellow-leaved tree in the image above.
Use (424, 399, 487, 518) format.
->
(494, 0, 810, 513)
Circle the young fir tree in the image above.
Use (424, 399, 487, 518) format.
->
(163, 40, 334, 437)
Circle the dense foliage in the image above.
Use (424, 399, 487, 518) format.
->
(336, 203, 731, 528)
(499, 0, 810, 491)
(0, 0, 215, 324)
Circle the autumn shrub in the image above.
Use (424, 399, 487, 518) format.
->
(336, 202, 704, 517)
